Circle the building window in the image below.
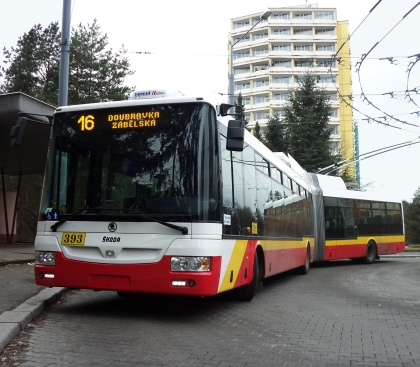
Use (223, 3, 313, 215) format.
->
(316, 59, 336, 67)
(233, 37, 249, 44)
(294, 44, 313, 51)
(254, 79, 269, 88)
(274, 93, 290, 100)
(294, 28, 313, 35)
(254, 95, 269, 103)
(272, 28, 291, 35)
(253, 65, 268, 72)
(273, 109, 287, 117)
(274, 76, 291, 84)
(325, 93, 337, 101)
(254, 111, 269, 120)
(273, 44, 291, 52)
(318, 75, 336, 83)
(234, 21, 249, 29)
(253, 17, 268, 25)
(253, 33, 268, 40)
(295, 59, 313, 67)
(253, 48, 269, 56)
(315, 28, 335, 35)
(272, 60, 291, 67)
(314, 11, 334, 20)
(329, 125, 339, 134)
(235, 83, 250, 91)
(329, 110, 338, 118)
(329, 142, 339, 153)
(243, 99, 250, 105)
(233, 52, 249, 60)
(272, 13, 290, 20)
(234, 68, 249, 74)
(316, 44, 335, 52)
(293, 13, 312, 19)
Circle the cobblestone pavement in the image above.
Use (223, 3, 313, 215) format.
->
(4, 258, 420, 367)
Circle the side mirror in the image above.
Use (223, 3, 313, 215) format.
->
(219, 103, 235, 117)
(226, 120, 244, 151)
(10, 117, 28, 147)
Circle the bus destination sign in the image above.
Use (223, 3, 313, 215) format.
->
(77, 110, 161, 131)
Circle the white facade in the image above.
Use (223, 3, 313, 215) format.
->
(228, 7, 348, 153)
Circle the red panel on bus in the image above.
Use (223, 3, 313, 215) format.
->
(35, 252, 222, 297)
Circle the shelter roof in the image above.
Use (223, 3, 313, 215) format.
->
(0, 92, 56, 175)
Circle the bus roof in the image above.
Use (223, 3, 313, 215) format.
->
(317, 174, 402, 203)
(53, 95, 215, 114)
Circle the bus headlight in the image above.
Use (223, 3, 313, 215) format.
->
(36, 251, 56, 266)
(171, 257, 210, 272)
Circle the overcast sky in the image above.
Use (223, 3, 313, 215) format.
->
(1, 0, 419, 202)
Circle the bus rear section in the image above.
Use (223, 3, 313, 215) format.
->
(316, 174, 405, 263)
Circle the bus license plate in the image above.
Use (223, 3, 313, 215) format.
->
(61, 232, 86, 246)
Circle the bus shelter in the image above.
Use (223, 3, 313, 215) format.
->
(0, 92, 55, 243)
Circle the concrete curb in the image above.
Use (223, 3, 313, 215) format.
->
(0, 287, 68, 353)
(0, 259, 35, 267)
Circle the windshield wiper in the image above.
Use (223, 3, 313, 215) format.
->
(50, 208, 188, 235)
(125, 213, 188, 235)
(50, 207, 99, 232)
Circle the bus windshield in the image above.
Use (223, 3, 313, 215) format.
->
(40, 102, 220, 223)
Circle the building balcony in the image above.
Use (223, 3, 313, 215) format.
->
(328, 116, 340, 123)
(250, 101, 271, 110)
(270, 100, 288, 109)
(234, 88, 251, 96)
(269, 66, 293, 73)
(233, 57, 252, 66)
(270, 83, 291, 91)
(251, 68, 269, 76)
(252, 85, 270, 93)
(317, 82, 338, 91)
(313, 35, 337, 42)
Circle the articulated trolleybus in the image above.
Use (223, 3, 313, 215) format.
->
(33, 89, 405, 301)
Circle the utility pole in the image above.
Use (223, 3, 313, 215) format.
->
(58, 0, 71, 107)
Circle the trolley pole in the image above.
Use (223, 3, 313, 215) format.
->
(58, 0, 71, 107)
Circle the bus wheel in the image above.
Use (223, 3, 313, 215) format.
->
(363, 240, 377, 264)
(233, 252, 259, 301)
(298, 245, 310, 274)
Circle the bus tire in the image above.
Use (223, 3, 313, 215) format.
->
(363, 240, 377, 264)
(298, 245, 310, 275)
(233, 252, 259, 301)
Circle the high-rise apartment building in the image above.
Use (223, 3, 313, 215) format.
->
(228, 6, 354, 176)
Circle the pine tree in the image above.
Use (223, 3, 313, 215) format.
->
(253, 121, 264, 141)
(234, 92, 249, 130)
(282, 73, 336, 172)
(1, 22, 60, 104)
(404, 188, 420, 244)
(69, 20, 133, 104)
(264, 113, 288, 152)
(1, 20, 133, 105)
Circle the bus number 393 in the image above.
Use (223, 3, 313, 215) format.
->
(61, 232, 86, 245)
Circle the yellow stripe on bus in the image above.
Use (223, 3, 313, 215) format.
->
(327, 234, 405, 247)
(218, 240, 248, 293)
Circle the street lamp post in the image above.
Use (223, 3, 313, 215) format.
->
(228, 10, 272, 106)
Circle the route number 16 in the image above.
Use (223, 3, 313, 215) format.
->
(78, 115, 95, 131)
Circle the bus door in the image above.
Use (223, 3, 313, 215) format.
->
(324, 205, 338, 260)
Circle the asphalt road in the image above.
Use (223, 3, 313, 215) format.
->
(2, 258, 420, 367)
(0, 263, 43, 314)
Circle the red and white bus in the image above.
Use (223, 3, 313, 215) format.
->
(32, 90, 405, 301)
